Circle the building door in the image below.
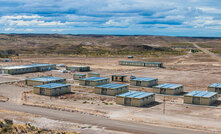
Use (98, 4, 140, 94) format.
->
(40, 88, 45, 95)
(124, 98, 132, 105)
(85, 81, 90, 86)
(136, 81, 141, 86)
(160, 89, 166, 94)
(101, 88, 107, 95)
(1, 70, 4, 74)
(119, 77, 123, 82)
(192, 97, 200, 105)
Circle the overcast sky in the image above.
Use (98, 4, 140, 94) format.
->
(0, 0, 221, 37)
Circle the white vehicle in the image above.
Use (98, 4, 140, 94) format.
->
(61, 70, 68, 73)
(56, 64, 65, 67)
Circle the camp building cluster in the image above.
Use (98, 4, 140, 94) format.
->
(1, 61, 220, 107)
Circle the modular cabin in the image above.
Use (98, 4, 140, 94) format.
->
(26, 76, 66, 86)
(34, 83, 71, 96)
(184, 91, 218, 105)
(73, 73, 86, 80)
(66, 65, 90, 72)
(79, 77, 110, 86)
(130, 77, 158, 87)
(95, 83, 129, 96)
(153, 83, 183, 95)
(119, 61, 163, 68)
(116, 91, 155, 107)
(0, 63, 56, 75)
(208, 83, 221, 94)
(88, 72, 100, 77)
(111, 75, 127, 82)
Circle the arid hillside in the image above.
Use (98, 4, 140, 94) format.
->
(0, 34, 221, 57)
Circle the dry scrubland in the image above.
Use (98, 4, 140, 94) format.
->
(1, 34, 221, 133)
(1, 34, 221, 58)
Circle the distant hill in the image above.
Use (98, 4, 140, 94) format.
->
(0, 34, 220, 57)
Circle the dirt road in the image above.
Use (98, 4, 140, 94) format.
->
(0, 102, 207, 134)
(193, 43, 220, 60)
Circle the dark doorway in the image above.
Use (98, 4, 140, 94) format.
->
(136, 81, 141, 86)
(101, 88, 107, 95)
(160, 89, 166, 94)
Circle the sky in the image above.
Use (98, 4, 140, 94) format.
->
(0, 0, 221, 37)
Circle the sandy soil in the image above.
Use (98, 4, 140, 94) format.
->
(0, 84, 31, 104)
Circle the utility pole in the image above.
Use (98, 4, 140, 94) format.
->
(163, 96, 166, 114)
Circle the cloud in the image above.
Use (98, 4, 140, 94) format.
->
(0, 15, 75, 27)
(183, 16, 221, 28)
(4, 28, 14, 31)
(2, 15, 41, 19)
(0, 0, 221, 36)
(15, 28, 34, 32)
(197, 7, 221, 14)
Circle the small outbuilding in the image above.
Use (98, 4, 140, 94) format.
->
(73, 73, 86, 80)
(66, 65, 90, 72)
(184, 91, 218, 105)
(116, 91, 155, 107)
(208, 83, 221, 94)
(111, 75, 127, 82)
(95, 83, 129, 96)
(88, 72, 100, 77)
(119, 61, 163, 68)
(26, 76, 66, 86)
(130, 77, 158, 87)
(153, 83, 183, 95)
(34, 83, 71, 96)
(79, 77, 110, 86)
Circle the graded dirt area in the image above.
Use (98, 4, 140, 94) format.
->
(0, 109, 128, 134)
(20, 53, 221, 92)
(0, 52, 221, 133)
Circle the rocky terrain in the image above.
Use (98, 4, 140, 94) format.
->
(0, 119, 79, 134)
